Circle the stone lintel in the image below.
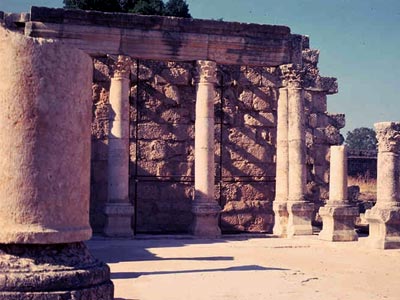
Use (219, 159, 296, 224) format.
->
(25, 7, 294, 66)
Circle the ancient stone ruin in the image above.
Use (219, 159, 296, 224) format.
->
(1, 5, 398, 299)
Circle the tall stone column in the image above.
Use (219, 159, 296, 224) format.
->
(319, 146, 358, 241)
(0, 27, 113, 298)
(191, 60, 221, 238)
(273, 87, 289, 237)
(280, 64, 314, 237)
(365, 122, 400, 249)
(104, 55, 135, 237)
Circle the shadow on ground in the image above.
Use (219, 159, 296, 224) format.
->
(111, 264, 289, 279)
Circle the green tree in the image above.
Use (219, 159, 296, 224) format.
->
(63, 0, 192, 17)
(345, 127, 377, 150)
(63, 0, 122, 12)
(165, 0, 191, 18)
(127, 0, 165, 15)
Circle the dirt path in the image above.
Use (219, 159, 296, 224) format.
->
(87, 235, 400, 300)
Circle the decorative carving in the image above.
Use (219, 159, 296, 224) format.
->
(109, 55, 131, 79)
(375, 122, 400, 153)
(195, 60, 217, 84)
(279, 64, 304, 88)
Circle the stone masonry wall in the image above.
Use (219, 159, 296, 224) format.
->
(90, 50, 343, 233)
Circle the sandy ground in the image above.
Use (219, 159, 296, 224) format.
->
(87, 234, 400, 300)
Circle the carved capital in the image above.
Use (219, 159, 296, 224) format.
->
(375, 122, 400, 153)
(279, 64, 304, 88)
(110, 55, 131, 79)
(195, 60, 217, 84)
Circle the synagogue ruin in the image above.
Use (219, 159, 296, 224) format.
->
(0, 6, 399, 299)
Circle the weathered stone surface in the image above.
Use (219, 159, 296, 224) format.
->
(0, 26, 113, 299)
(27, 7, 293, 66)
(221, 201, 273, 232)
(0, 243, 113, 299)
(0, 26, 93, 244)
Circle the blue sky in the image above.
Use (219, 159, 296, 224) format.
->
(2, 0, 399, 134)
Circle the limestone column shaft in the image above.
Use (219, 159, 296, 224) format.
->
(376, 145, 400, 207)
(275, 88, 289, 202)
(329, 145, 348, 203)
(104, 55, 134, 237)
(191, 60, 221, 238)
(365, 122, 400, 249)
(319, 146, 358, 241)
(0, 27, 113, 299)
(287, 86, 307, 202)
(273, 87, 289, 237)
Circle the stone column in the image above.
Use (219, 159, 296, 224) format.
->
(0, 27, 113, 299)
(273, 87, 289, 237)
(319, 146, 358, 241)
(280, 64, 314, 237)
(104, 55, 135, 237)
(191, 60, 221, 238)
(365, 122, 400, 249)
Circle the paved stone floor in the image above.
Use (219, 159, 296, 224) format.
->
(87, 234, 400, 300)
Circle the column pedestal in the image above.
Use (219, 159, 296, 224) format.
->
(104, 203, 135, 237)
(365, 122, 400, 249)
(273, 202, 289, 237)
(319, 203, 359, 241)
(191, 202, 221, 238)
(0, 243, 113, 300)
(287, 202, 314, 236)
(365, 205, 400, 249)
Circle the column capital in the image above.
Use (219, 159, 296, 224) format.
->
(375, 122, 400, 153)
(195, 60, 217, 84)
(109, 55, 131, 79)
(279, 63, 304, 89)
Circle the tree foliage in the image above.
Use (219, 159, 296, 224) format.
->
(345, 127, 377, 150)
(63, 0, 192, 17)
(63, 0, 121, 12)
(128, 0, 165, 15)
(165, 0, 191, 18)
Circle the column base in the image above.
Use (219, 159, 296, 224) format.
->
(318, 203, 359, 242)
(287, 201, 314, 237)
(104, 203, 134, 238)
(0, 242, 113, 300)
(272, 201, 288, 237)
(365, 205, 400, 249)
(191, 201, 221, 238)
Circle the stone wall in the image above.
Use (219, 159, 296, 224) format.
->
(90, 47, 343, 234)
